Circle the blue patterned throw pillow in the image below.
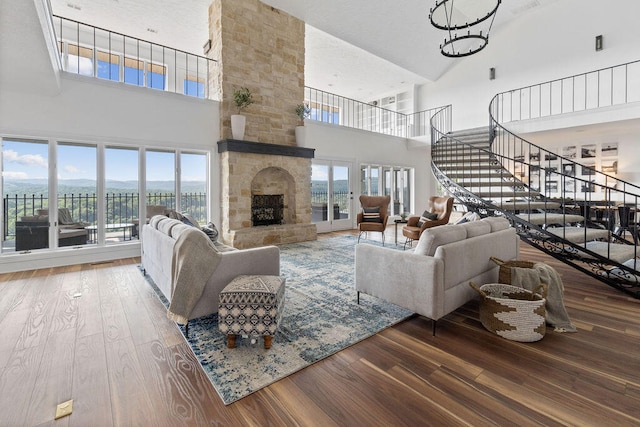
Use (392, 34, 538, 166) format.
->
(201, 222, 219, 243)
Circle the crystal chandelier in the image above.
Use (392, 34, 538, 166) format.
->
(429, 0, 502, 58)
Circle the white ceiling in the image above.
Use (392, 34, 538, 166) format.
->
(49, 0, 557, 100)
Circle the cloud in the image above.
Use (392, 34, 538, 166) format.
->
(2, 171, 29, 179)
(2, 149, 47, 168)
(63, 165, 80, 174)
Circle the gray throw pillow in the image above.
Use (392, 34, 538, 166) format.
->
(201, 222, 219, 243)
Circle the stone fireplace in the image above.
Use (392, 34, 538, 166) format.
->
(218, 140, 317, 249)
(209, 0, 316, 248)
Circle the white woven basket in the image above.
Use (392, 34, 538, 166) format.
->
(470, 282, 547, 342)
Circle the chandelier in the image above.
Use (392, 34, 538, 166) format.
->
(429, 0, 502, 58)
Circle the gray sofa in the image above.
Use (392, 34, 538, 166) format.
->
(355, 217, 519, 333)
(141, 215, 280, 321)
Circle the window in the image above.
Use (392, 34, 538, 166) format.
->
(184, 76, 205, 98)
(1, 139, 210, 254)
(360, 164, 413, 215)
(310, 102, 339, 124)
(97, 51, 120, 81)
(67, 43, 93, 76)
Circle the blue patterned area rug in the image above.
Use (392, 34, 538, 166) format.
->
(145, 235, 412, 405)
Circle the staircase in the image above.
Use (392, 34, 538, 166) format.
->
(431, 121, 640, 298)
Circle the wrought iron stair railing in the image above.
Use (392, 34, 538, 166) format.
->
(430, 105, 640, 298)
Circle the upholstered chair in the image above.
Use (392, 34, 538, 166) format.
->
(402, 196, 454, 247)
(357, 195, 391, 245)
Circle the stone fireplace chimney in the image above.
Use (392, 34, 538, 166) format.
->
(208, 0, 317, 248)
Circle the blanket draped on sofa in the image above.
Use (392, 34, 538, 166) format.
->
(168, 226, 221, 325)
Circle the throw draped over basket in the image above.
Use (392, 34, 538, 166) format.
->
(470, 282, 547, 342)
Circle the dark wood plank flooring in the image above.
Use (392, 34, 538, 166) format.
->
(1, 230, 639, 426)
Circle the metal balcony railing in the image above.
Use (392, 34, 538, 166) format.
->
(493, 59, 640, 123)
(304, 87, 446, 138)
(3, 192, 207, 240)
(52, 15, 217, 99)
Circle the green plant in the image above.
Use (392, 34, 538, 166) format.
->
(295, 103, 311, 123)
(233, 87, 254, 113)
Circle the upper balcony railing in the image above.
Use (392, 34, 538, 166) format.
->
(304, 87, 445, 138)
(493, 59, 640, 124)
(52, 15, 217, 99)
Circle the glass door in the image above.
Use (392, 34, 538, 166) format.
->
(312, 160, 352, 233)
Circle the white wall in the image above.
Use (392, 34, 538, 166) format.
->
(418, 0, 640, 131)
(299, 121, 435, 223)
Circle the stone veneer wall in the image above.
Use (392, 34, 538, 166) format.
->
(221, 150, 316, 249)
(208, 0, 304, 146)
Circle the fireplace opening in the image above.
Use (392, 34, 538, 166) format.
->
(252, 194, 284, 226)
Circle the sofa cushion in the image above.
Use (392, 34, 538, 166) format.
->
(158, 218, 182, 236)
(149, 215, 166, 229)
(461, 220, 491, 238)
(414, 224, 467, 256)
(484, 216, 511, 232)
(169, 223, 193, 238)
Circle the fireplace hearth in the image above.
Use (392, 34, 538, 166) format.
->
(252, 194, 284, 226)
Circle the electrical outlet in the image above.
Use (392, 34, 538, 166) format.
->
(55, 399, 73, 419)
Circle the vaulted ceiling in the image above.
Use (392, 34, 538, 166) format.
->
(50, 0, 558, 99)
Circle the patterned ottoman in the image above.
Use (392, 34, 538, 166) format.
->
(218, 275, 285, 349)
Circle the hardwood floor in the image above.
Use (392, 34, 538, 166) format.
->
(1, 230, 639, 426)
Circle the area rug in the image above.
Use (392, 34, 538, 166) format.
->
(144, 235, 412, 405)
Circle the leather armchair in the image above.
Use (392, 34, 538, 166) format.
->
(402, 196, 454, 246)
(357, 195, 391, 245)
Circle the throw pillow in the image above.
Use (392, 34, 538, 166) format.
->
(417, 210, 439, 227)
(362, 206, 382, 222)
(181, 213, 200, 229)
(456, 211, 481, 224)
(201, 222, 219, 243)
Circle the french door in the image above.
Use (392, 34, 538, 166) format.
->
(311, 160, 353, 233)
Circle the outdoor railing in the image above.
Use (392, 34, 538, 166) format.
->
(304, 86, 446, 138)
(52, 15, 217, 99)
(492, 59, 640, 124)
(3, 192, 206, 240)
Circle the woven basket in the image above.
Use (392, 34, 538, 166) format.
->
(470, 282, 547, 342)
(490, 256, 536, 285)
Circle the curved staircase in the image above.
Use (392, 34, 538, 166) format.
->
(431, 113, 640, 298)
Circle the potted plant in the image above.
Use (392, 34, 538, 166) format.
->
(294, 102, 311, 144)
(231, 86, 254, 140)
(295, 103, 311, 125)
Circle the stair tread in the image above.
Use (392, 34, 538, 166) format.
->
(577, 241, 639, 264)
(547, 226, 610, 243)
(516, 213, 585, 225)
(497, 201, 562, 211)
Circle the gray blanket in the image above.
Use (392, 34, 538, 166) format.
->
(167, 227, 221, 325)
(510, 262, 577, 332)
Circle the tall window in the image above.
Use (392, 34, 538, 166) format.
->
(1, 139, 50, 252)
(146, 150, 176, 210)
(57, 143, 97, 246)
(360, 164, 413, 215)
(180, 152, 207, 224)
(106, 147, 139, 243)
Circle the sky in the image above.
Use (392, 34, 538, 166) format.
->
(2, 140, 206, 183)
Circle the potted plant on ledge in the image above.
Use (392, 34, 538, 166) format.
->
(294, 102, 311, 144)
(231, 86, 254, 140)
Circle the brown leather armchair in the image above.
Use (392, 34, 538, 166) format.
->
(357, 195, 391, 245)
(402, 196, 454, 247)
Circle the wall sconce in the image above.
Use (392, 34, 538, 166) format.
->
(595, 35, 603, 51)
(489, 67, 496, 80)
(203, 39, 212, 55)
